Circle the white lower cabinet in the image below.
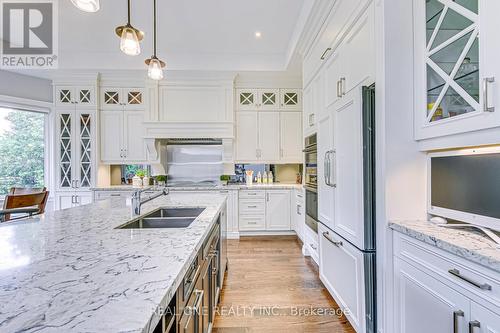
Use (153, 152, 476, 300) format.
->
(266, 190, 291, 230)
(219, 189, 239, 238)
(318, 223, 366, 333)
(394, 257, 470, 333)
(393, 232, 500, 333)
(292, 189, 305, 241)
(471, 301, 500, 333)
(238, 189, 291, 232)
(56, 191, 93, 210)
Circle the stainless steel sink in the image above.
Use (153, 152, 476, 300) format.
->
(144, 207, 205, 218)
(116, 207, 205, 229)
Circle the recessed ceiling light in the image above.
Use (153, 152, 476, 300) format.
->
(255, 31, 262, 38)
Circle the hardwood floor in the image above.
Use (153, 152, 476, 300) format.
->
(213, 236, 355, 333)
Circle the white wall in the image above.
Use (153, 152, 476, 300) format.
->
(0, 70, 52, 103)
(375, 0, 428, 332)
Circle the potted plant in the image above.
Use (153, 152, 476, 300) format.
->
(220, 175, 231, 185)
(155, 175, 167, 187)
(133, 169, 146, 187)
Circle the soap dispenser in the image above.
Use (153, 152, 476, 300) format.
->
(257, 171, 262, 183)
(262, 171, 268, 184)
(268, 171, 274, 184)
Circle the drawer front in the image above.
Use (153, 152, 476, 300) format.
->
(95, 191, 127, 200)
(239, 190, 265, 199)
(239, 216, 266, 231)
(394, 232, 500, 305)
(239, 200, 265, 215)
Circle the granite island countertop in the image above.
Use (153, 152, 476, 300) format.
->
(0, 193, 227, 333)
(91, 183, 303, 191)
(389, 220, 500, 273)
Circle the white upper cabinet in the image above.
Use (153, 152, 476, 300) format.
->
(237, 89, 301, 111)
(101, 87, 145, 110)
(280, 89, 302, 110)
(235, 112, 259, 161)
(258, 112, 280, 161)
(236, 89, 258, 110)
(303, 0, 370, 85)
(259, 89, 280, 110)
(414, 0, 500, 140)
(100, 110, 146, 163)
(280, 112, 303, 162)
(55, 86, 96, 107)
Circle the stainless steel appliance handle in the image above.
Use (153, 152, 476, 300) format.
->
(340, 77, 346, 96)
(320, 48, 332, 60)
(322, 231, 343, 247)
(483, 77, 495, 112)
(324, 151, 330, 186)
(453, 310, 464, 333)
(469, 320, 480, 333)
(330, 150, 337, 188)
(448, 269, 492, 290)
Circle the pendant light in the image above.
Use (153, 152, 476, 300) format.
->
(115, 0, 144, 56)
(145, 0, 165, 80)
(71, 0, 100, 12)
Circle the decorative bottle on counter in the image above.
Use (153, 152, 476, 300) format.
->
(257, 172, 262, 183)
(268, 171, 274, 184)
(132, 175, 142, 187)
(142, 175, 150, 187)
(262, 171, 268, 184)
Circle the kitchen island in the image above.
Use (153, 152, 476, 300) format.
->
(0, 192, 227, 333)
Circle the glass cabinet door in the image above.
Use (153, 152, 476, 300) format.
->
(58, 112, 73, 189)
(77, 112, 93, 188)
(237, 89, 257, 110)
(425, 0, 480, 123)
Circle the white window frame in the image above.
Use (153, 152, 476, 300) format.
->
(0, 95, 54, 200)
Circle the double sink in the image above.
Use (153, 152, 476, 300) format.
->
(117, 207, 205, 229)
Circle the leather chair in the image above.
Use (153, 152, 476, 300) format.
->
(1, 188, 49, 222)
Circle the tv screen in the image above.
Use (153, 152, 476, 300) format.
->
(431, 153, 500, 219)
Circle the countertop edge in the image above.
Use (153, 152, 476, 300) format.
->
(143, 200, 225, 333)
(388, 220, 500, 273)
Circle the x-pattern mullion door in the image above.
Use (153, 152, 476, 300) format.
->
(425, 0, 480, 123)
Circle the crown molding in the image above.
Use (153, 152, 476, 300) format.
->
(295, 0, 336, 59)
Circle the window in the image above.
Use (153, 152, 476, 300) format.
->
(121, 164, 151, 183)
(0, 107, 47, 196)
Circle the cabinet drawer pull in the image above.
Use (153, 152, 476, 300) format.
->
(247, 205, 257, 208)
(448, 269, 492, 290)
(247, 221, 257, 225)
(483, 77, 495, 112)
(322, 231, 342, 247)
(110, 194, 121, 197)
(469, 320, 480, 333)
(453, 310, 464, 333)
(340, 77, 346, 96)
(310, 243, 317, 250)
(193, 289, 204, 312)
(320, 48, 332, 60)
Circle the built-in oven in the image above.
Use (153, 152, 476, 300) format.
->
(304, 134, 318, 233)
(305, 186, 318, 233)
(304, 134, 317, 189)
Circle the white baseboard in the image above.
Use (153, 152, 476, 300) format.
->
(227, 231, 240, 239)
(238, 230, 297, 237)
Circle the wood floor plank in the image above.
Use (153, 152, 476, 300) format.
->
(213, 236, 355, 333)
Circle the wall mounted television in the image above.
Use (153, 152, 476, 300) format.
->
(429, 147, 500, 232)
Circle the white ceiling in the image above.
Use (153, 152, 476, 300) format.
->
(56, 0, 312, 72)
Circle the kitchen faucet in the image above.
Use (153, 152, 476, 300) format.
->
(131, 187, 169, 216)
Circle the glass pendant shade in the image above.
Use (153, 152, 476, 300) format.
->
(120, 27, 141, 56)
(147, 58, 164, 80)
(71, 0, 100, 12)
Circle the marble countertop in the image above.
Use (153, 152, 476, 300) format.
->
(389, 220, 500, 273)
(91, 183, 303, 191)
(0, 193, 227, 333)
